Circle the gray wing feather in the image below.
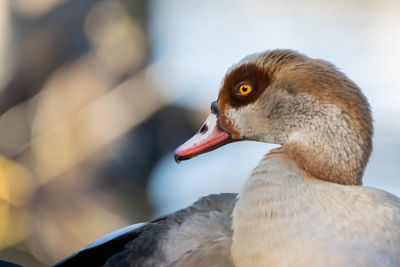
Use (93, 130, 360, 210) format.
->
(169, 236, 233, 267)
(104, 193, 237, 267)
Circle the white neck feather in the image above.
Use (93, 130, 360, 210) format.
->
(230, 154, 371, 267)
(231, 155, 302, 265)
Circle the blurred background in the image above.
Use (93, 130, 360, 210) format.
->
(0, 0, 399, 265)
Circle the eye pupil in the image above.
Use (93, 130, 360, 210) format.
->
(238, 84, 252, 95)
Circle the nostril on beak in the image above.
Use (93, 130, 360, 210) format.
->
(200, 124, 208, 134)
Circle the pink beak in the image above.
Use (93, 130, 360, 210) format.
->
(174, 102, 231, 162)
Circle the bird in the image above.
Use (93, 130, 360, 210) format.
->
(52, 49, 400, 267)
(0, 260, 23, 267)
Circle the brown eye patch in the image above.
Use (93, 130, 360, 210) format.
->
(218, 63, 271, 108)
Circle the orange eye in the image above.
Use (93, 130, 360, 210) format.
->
(238, 84, 252, 95)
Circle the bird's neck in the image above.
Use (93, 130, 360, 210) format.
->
(231, 152, 334, 266)
(283, 126, 369, 185)
(259, 97, 372, 185)
(231, 153, 307, 266)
